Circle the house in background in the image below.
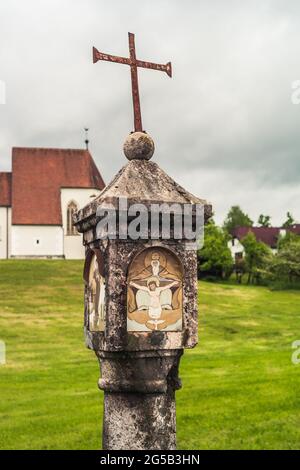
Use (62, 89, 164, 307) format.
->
(229, 225, 300, 262)
(0, 147, 105, 259)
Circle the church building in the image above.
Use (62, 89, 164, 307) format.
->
(0, 147, 105, 259)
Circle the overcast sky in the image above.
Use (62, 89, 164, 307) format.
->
(0, 0, 300, 225)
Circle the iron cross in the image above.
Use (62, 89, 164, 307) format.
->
(93, 32, 172, 132)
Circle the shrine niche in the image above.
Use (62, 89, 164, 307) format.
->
(88, 253, 106, 332)
(127, 247, 183, 331)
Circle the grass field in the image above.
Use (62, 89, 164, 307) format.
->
(0, 260, 300, 450)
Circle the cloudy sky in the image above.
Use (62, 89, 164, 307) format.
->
(0, 0, 300, 225)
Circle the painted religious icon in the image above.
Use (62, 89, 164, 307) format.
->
(127, 248, 183, 331)
(88, 254, 106, 332)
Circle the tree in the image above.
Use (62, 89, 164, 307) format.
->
(257, 214, 271, 227)
(241, 232, 272, 284)
(234, 256, 247, 284)
(277, 230, 299, 251)
(198, 222, 233, 280)
(223, 206, 253, 235)
(269, 238, 300, 286)
(282, 211, 295, 228)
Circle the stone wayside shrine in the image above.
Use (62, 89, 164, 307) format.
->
(73, 32, 212, 450)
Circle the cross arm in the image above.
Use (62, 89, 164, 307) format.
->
(93, 47, 131, 66)
(136, 59, 172, 78)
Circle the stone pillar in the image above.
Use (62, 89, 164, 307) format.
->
(74, 132, 212, 450)
(99, 350, 182, 450)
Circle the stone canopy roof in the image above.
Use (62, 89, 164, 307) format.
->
(74, 159, 211, 228)
(98, 159, 207, 204)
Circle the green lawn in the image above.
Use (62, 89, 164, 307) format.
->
(0, 260, 299, 450)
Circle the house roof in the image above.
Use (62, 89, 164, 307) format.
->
(232, 227, 280, 248)
(12, 147, 105, 225)
(0, 172, 12, 206)
(232, 225, 300, 248)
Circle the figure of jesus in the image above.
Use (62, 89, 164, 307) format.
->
(129, 278, 179, 320)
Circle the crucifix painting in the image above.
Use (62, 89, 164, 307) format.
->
(127, 248, 183, 331)
(88, 254, 106, 332)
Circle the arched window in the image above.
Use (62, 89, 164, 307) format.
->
(67, 201, 78, 235)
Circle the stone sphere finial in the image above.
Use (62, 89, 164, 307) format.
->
(123, 132, 155, 161)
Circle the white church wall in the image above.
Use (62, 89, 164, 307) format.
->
(0, 207, 8, 259)
(63, 235, 85, 260)
(11, 225, 64, 258)
(60, 188, 101, 259)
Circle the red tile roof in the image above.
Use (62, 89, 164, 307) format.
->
(0, 172, 12, 206)
(232, 227, 280, 248)
(12, 147, 105, 225)
(232, 225, 300, 248)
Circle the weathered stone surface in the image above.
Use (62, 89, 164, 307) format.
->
(103, 391, 176, 450)
(123, 131, 155, 161)
(97, 350, 182, 393)
(99, 350, 182, 450)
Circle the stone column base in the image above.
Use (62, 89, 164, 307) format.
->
(97, 350, 183, 450)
